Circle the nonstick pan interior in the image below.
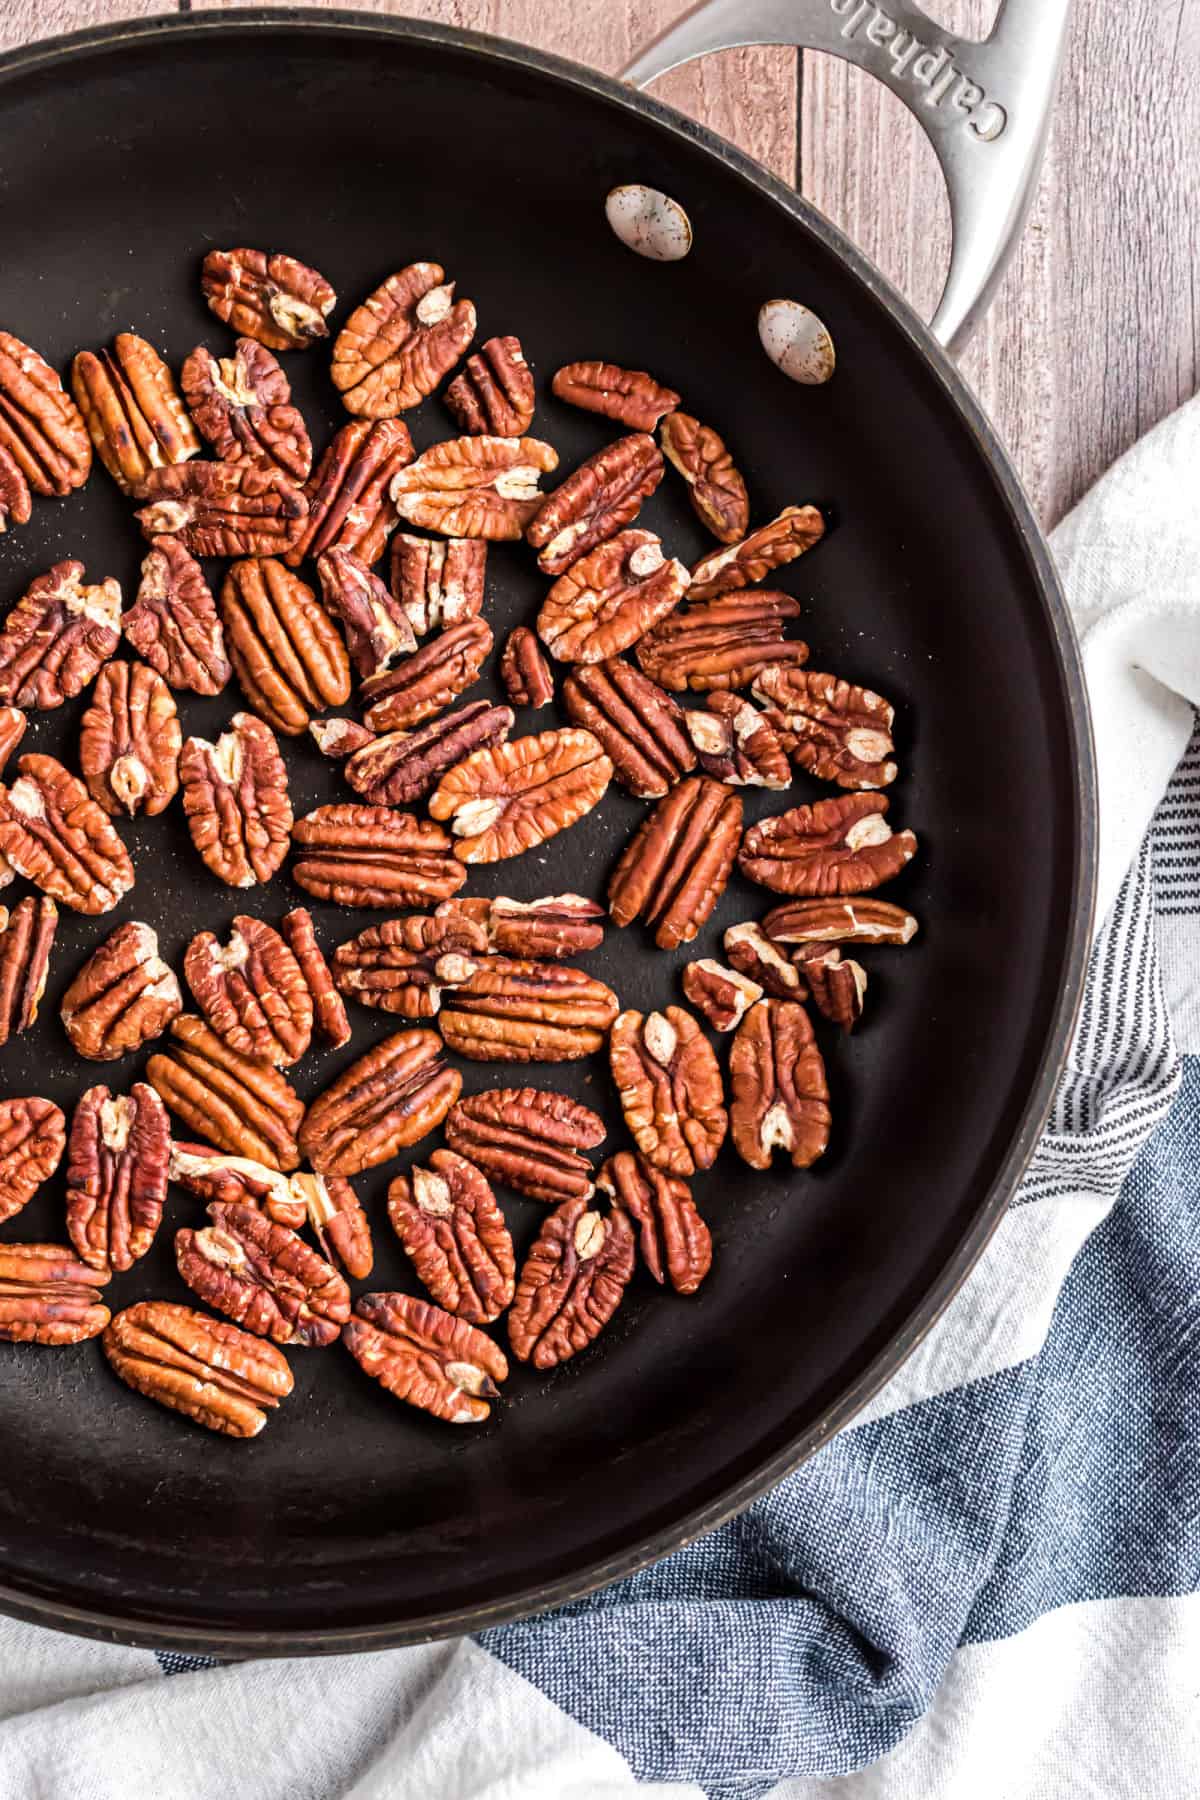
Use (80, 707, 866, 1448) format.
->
(0, 14, 1092, 1652)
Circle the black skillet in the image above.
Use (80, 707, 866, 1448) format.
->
(0, 9, 1094, 1654)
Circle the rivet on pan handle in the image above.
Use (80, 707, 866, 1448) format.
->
(622, 0, 1071, 356)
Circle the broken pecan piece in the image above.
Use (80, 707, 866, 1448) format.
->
(103, 1301, 293, 1438)
(685, 693, 790, 789)
(508, 1195, 635, 1370)
(723, 920, 806, 1000)
(0, 895, 56, 1044)
(0, 1244, 109, 1345)
(445, 335, 535, 437)
(315, 547, 415, 679)
(331, 912, 486, 1020)
(333, 263, 476, 416)
(439, 958, 620, 1062)
(168, 1141, 302, 1224)
(0, 706, 26, 777)
(689, 506, 826, 600)
(181, 338, 311, 482)
(390, 436, 558, 539)
(0, 330, 91, 496)
(176, 1202, 350, 1347)
(71, 333, 199, 494)
(609, 1006, 727, 1177)
(761, 895, 919, 948)
(133, 461, 308, 559)
(444, 1087, 605, 1204)
(202, 247, 336, 352)
(729, 999, 831, 1170)
(0, 561, 121, 711)
(596, 1150, 712, 1294)
(65, 1082, 169, 1272)
(429, 727, 612, 864)
(301, 1028, 460, 1175)
(220, 557, 351, 736)
(147, 1014, 304, 1171)
(179, 712, 292, 888)
(636, 591, 808, 692)
(291, 803, 465, 907)
(607, 775, 742, 949)
(123, 537, 230, 696)
(681, 958, 762, 1033)
(61, 921, 182, 1060)
(528, 434, 664, 576)
(500, 627, 553, 709)
(343, 1291, 507, 1423)
(0, 1096, 66, 1224)
(387, 1150, 515, 1324)
(280, 908, 351, 1049)
(660, 411, 749, 543)
(288, 419, 414, 567)
(0, 754, 133, 914)
(551, 361, 679, 432)
(739, 793, 918, 897)
(0, 443, 32, 533)
(184, 916, 313, 1068)
(78, 660, 181, 817)
(290, 1172, 373, 1281)
(562, 658, 695, 799)
(800, 946, 867, 1031)
(753, 667, 897, 789)
(391, 532, 486, 635)
(309, 716, 375, 759)
(360, 617, 493, 733)
(538, 528, 689, 664)
(345, 702, 512, 807)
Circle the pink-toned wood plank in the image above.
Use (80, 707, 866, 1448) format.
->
(0, 1, 162, 56)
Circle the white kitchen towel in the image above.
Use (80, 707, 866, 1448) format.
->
(0, 395, 1197, 1800)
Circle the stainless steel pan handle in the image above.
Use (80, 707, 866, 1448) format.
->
(623, 0, 1071, 354)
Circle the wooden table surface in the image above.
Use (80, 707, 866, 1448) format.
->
(3, 0, 1196, 528)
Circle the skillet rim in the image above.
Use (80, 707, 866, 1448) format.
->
(0, 5, 1097, 1656)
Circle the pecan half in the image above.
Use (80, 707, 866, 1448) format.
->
(72, 334, 199, 494)
(636, 591, 808, 692)
(429, 727, 612, 864)
(343, 1291, 507, 1423)
(0, 330, 92, 496)
(61, 921, 182, 1060)
(315, 547, 415, 679)
(527, 434, 664, 576)
(471, 893, 606, 959)
(0, 706, 26, 777)
(388, 1150, 515, 1324)
(445, 335, 535, 436)
(538, 529, 688, 665)
(500, 627, 553, 710)
(202, 248, 336, 352)
(508, 1196, 635, 1370)
(65, 1083, 169, 1272)
(681, 958, 762, 1033)
(123, 537, 230, 696)
(133, 462, 308, 559)
(439, 958, 620, 1062)
(730, 999, 831, 1169)
(596, 1150, 711, 1294)
(331, 912, 486, 1019)
(800, 946, 867, 1031)
(607, 776, 742, 949)
(551, 361, 679, 432)
(0, 1096, 66, 1224)
(309, 716, 375, 759)
(562, 658, 695, 799)
(103, 1301, 294, 1437)
(179, 712, 292, 888)
(0, 754, 133, 914)
(739, 793, 918, 897)
(753, 667, 898, 789)
(78, 661, 181, 817)
(0, 443, 32, 532)
(220, 557, 351, 736)
(288, 419, 413, 567)
(0, 895, 56, 1044)
(0, 561, 121, 711)
(290, 1172, 373, 1281)
(147, 1014, 304, 1170)
(345, 702, 512, 807)
(660, 412, 749, 543)
(181, 338, 311, 482)
(291, 803, 465, 907)
(0, 1244, 109, 1345)
(301, 1028, 460, 1175)
(391, 533, 486, 635)
(685, 693, 790, 789)
(333, 264, 476, 416)
(723, 920, 805, 999)
(390, 436, 558, 539)
(609, 1006, 727, 1177)
(360, 617, 493, 733)
(184, 917, 313, 1068)
(444, 1087, 605, 1203)
(689, 505, 826, 599)
(761, 895, 919, 948)
(176, 1202, 350, 1347)
(280, 908, 351, 1049)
